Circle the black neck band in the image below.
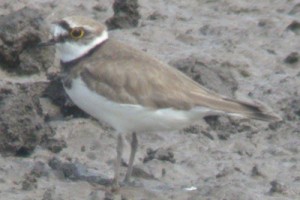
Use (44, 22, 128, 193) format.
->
(60, 39, 107, 68)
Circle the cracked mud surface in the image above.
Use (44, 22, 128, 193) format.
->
(0, 0, 299, 199)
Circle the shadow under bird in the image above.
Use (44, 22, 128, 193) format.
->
(40, 16, 281, 190)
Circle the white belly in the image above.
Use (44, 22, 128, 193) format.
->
(64, 77, 214, 133)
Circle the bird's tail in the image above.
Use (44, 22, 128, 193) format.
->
(191, 89, 281, 122)
(216, 97, 281, 122)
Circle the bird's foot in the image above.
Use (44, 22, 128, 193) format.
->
(110, 179, 135, 194)
(111, 178, 120, 193)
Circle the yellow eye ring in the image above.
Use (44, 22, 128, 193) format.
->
(70, 28, 85, 39)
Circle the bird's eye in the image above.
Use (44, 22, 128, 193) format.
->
(70, 28, 85, 39)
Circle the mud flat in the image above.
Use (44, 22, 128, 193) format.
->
(0, 0, 299, 199)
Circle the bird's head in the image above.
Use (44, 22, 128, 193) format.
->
(40, 16, 108, 63)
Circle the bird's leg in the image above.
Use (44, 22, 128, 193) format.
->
(112, 134, 123, 191)
(124, 132, 138, 183)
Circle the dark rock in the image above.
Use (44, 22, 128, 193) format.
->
(40, 136, 67, 153)
(43, 72, 88, 118)
(0, 7, 54, 74)
(48, 157, 85, 180)
(0, 81, 54, 156)
(105, 0, 141, 30)
(269, 180, 286, 194)
(15, 147, 32, 157)
(286, 21, 300, 35)
(204, 116, 220, 129)
(48, 157, 111, 186)
(251, 165, 265, 177)
(203, 116, 252, 140)
(21, 173, 37, 190)
(284, 52, 299, 64)
(144, 148, 176, 163)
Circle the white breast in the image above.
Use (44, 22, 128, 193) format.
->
(64, 77, 216, 133)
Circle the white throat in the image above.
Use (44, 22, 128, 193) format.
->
(54, 28, 108, 63)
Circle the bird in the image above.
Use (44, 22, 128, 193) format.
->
(40, 16, 281, 190)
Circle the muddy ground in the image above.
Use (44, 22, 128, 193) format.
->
(0, 0, 299, 199)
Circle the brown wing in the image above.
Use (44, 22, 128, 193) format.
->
(80, 39, 280, 121)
